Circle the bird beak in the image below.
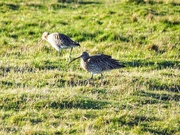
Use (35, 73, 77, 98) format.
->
(37, 38, 43, 45)
(69, 56, 81, 64)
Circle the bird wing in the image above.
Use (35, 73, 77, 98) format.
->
(51, 33, 80, 47)
(94, 54, 111, 58)
(88, 55, 123, 71)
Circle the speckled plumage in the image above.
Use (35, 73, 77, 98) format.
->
(38, 32, 80, 60)
(70, 52, 125, 84)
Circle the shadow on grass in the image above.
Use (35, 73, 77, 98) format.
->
(58, 0, 102, 4)
(68, 79, 89, 86)
(35, 60, 60, 70)
(115, 115, 159, 126)
(1, 81, 13, 87)
(0, 80, 29, 89)
(112, 114, 177, 134)
(67, 79, 113, 87)
(135, 91, 180, 102)
(0, 66, 35, 77)
(171, 2, 180, 6)
(149, 84, 180, 93)
(125, 60, 179, 69)
(47, 98, 109, 109)
(127, 0, 180, 6)
(0, 93, 122, 111)
(78, 1, 102, 5)
(127, 0, 146, 4)
(162, 19, 180, 26)
(33, 60, 69, 70)
(50, 3, 67, 9)
(24, 3, 44, 9)
(143, 128, 177, 135)
(1, 3, 19, 10)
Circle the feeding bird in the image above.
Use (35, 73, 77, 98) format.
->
(69, 51, 125, 85)
(38, 32, 80, 60)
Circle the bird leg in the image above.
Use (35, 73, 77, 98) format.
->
(88, 73, 94, 85)
(58, 50, 61, 70)
(58, 50, 61, 60)
(89, 73, 93, 79)
(69, 48, 73, 61)
(100, 73, 104, 86)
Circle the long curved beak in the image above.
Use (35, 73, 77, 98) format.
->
(37, 38, 43, 45)
(69, 56, 81, 64)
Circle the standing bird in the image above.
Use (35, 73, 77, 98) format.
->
(38, 32, 80, 60)
(69, 52, 125, 85)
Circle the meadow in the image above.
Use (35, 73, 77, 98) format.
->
(0, 0, 180, 134)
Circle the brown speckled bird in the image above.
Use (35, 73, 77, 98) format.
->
(38, 32, 80, 60)
(69, 52, 125, 84)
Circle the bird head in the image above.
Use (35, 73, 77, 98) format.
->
(69, 52, 90, 64)
(37, 32, 50, 45)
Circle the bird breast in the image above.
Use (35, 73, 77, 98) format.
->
(80, 59, 87, 71)
(80, 59, 102, 74)
(47, 35, 61, 51)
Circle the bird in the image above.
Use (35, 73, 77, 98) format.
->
(38, 32, 80, 60)
(69, 51, 125, 85)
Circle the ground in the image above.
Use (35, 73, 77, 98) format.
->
(0, 0, 179, 134)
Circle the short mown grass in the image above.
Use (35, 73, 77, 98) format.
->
(0, 0, 180, 134)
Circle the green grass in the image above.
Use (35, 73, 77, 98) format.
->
(0, 0, 180, 134)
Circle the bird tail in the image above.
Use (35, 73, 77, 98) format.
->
(107, 59, 125, 70)
(119, 64, 126, 68)
(76, 43, 80, 46)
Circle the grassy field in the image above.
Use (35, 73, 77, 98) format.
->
(0, 0, 180, 134)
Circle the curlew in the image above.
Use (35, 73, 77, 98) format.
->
(69, 51, 125, 85)
(38, 32, 80, 60)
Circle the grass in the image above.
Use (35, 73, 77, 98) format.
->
(0, 0, 180, 134)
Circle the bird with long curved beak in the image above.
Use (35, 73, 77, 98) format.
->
(38, 32, 80, 60)
(69, 51, 125, 85)
(69, 55, 82, 64)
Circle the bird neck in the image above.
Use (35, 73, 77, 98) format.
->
(45, 36, 50, 41)
(82, 57, 89, 62)
(44, 37, 51, 44)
